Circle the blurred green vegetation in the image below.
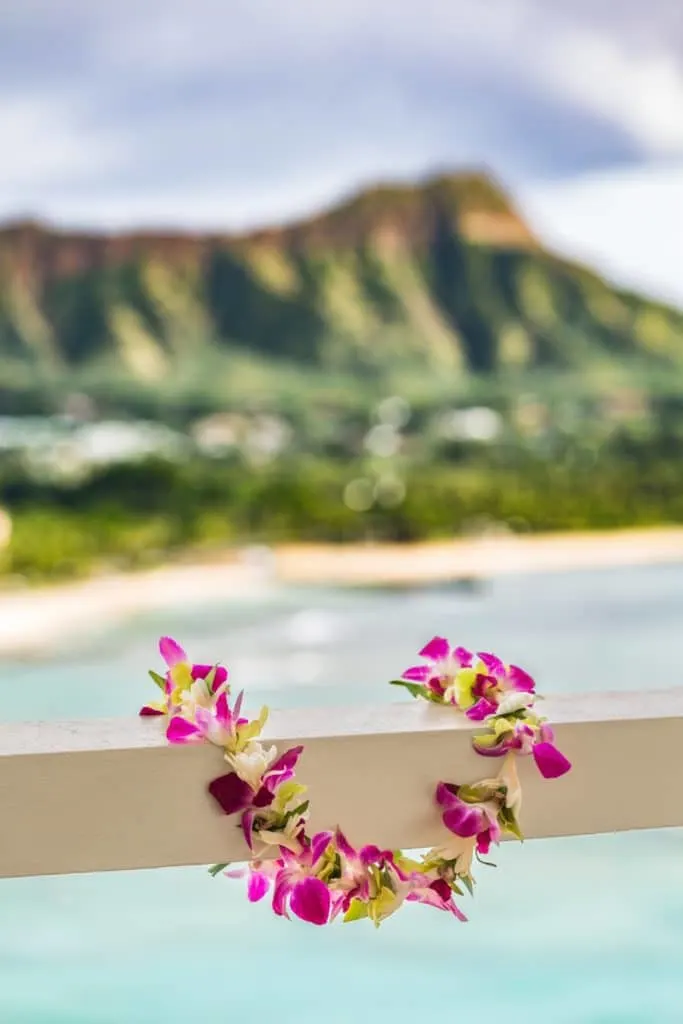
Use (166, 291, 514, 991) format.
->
(2, 172, 683, 418)
(2, 420, 683, 583)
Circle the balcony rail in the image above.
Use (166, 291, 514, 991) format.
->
(0, 689, 681, 879)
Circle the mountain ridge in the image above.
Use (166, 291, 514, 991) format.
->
(0, 169, 681, 411)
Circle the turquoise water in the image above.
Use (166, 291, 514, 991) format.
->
(1, 563, 683, 1023)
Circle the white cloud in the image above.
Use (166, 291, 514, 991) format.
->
(521, 163, 683, 308)
(88, 0, 683, 159)
(536, 32, 683, 154)
(0, 91, 129, 201)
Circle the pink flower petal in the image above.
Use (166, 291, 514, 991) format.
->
(191, 664, 229, 690)
(139, 705, 164, 717)
(252, 785, 276, 808)
(453, 646, 473, 667)
(419, 636, 450, 661)
(311, 831, 333, 864)
(407, 879, 467, 920)
(507, 664, 535, 692)
(359, 844, 382, 865)
(472, 736, 508, 757)
(443, 804, 483, 838)
(159, 636, 187, 667)
(335, 829, 356, 860)
(247, 870, 270, 903)
(272, 876, 290, 918)
(429, 878, 452, 903)
(532, 742, 572, 779)
(401, 665, 431, 681)
(466, 698, 498, 722)
(193, 706, 211, 734)
(435, 781, 458, 808)
(166, 716, 201, 743)
(262, 745, 304, 793)
(289, 877, 331, 926)
(224, 867, 245, 879)
(389, 854, 420, 883)
(214, 690, 232, 730)
(241, 810, 256, 849)
(472, 674, 495, 699)
(437, 783, 485, 837)
(208, 772, 254, 815)
(476, 828, 493, 854)
(477, 651, 504, 676)
(447, 901, 468, 921)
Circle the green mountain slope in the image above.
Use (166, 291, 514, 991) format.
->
(1, 171, 682, 413)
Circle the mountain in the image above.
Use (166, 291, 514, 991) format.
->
(1, 170, 682, 414)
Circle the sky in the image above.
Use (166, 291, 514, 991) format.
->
(1, 0, 682, 305)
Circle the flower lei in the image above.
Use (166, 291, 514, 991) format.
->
(140, 636, 571, 927)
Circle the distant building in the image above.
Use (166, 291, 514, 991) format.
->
(191, 412, 292, 463)
(245, 415, 292, 464)
(191, 413, 245, 455)
(0, 416, 187, 481)
(75, 421, 186, 464)
(436, 407, 503, 443)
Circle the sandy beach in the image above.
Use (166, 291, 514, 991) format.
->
(0, 526, 682, 657)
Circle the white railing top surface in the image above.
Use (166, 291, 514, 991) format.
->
(0, 689, 682, 879)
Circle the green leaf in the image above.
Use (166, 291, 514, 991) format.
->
(208, 863, 229, 877)
(148, 669, 166, 691)
(344, 899, 369, 923)
(460, 873, 475, 896)
(281, 800, 310, 825)
(458, 782, 498, 804)
(499, 806, 524, 841)
(388, 679, 425, 699)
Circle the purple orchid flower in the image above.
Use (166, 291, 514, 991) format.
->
(224, 859, 281, 903)
(436, 782, 501, 854)
(406, 877, 468, 921)
(473, 720, 571, 779)
(331, 830, 392, 912)
(332, 836, 468, 924)
(139, 636, 228, 716)
(530, 723, 573, 779)
(159, 636, 229, 690)
(209, 745, 306, 850)
(464, 654, 536, 721)
(139, 673, 174, 717)
(271, 832, 334, 925)
(166, 689, 245, 747)
(401, 636, 474, 702)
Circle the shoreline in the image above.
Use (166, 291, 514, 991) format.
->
(1, 526, 682, 658)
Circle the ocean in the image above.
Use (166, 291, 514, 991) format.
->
(1, 562, 682, 1023)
